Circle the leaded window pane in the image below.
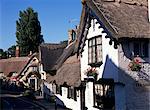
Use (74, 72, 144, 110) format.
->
(92, 38, 95, 45)
(96, 37, 102, 45)
(97, 45, 102, 62)
(88, 47, 92, 64)
(89, 40, 92, 47)
(134, 42, 140, 56)
(142, 42, 148, 57)
(94, 80, 115, 109)
(92, 46, 95, 63)
(133, 41, 149, 57)
(88, 36, 102, 64)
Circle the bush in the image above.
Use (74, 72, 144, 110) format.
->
(23, 90, 35, 99)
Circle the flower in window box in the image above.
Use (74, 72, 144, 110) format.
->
(84, 67, 98, 79)
(128, 57, 142, 71)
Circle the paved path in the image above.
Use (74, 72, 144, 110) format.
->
(1, 95, 44, 110)
(0, 89, 70, 110)
(33, 96, 70, 110)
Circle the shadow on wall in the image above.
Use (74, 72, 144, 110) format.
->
(43, 83, 67, 108)
(102, 55, 150, 110)
(102, 55, 118, 81)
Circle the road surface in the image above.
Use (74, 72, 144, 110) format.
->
(1, 94, 45, 110)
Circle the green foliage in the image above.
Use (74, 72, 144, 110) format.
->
(60, 40, 68, 46)
(128, 58, 142, 71)
(84, 67, 98, 80)
(16, 7, 44, 56)
(0, 49, 8, 59)
(8, 45, 16, 57)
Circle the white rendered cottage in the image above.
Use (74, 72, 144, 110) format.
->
(77, 0, 150, 110)
(39, 30, 83, 110)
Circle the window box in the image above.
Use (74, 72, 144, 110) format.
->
(84, 67, 98, 80)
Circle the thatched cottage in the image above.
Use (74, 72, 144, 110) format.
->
(76, 0, 150, 110)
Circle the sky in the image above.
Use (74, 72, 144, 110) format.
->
(0, 0, 82, 50)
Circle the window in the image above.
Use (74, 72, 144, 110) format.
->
(56, 85, 62, 95)
(30, 79, 35, 90)
(94, 79, 115, 109)
(133, 41, 149, 57)
(67, 87, 77, 101)
(88, 36, 102, 65)
(33, 67, 38, 71)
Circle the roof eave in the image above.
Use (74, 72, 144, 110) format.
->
(85, 0, 118, 40)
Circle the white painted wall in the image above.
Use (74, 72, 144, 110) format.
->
(114, 84, 126, 110)
(85, 81, 94, 107)
(56, 92, 81, 110)
(84, 81, 99, 110)
(118, 39, 150, 110)
(80, 19, 119, 81)
(80, 19, 125, 110)
(43, 83, 81, 110)
(61, 87, 68, 98)
(39, 64, 46, 80)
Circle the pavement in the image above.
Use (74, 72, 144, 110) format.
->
(33, 96, 71, 110)
(0, 89, 70, 110)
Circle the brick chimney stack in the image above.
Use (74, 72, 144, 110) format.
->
(68, 29, 76, 45)
(15, 46, 19, 57)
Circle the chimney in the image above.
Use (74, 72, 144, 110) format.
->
(15, 46, 19, 57)
(68, 29, 76, 45)
(148, 0, 150, 22)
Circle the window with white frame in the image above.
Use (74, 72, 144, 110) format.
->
(94, 79, 115, 109)
(88, 36, 102, 64)
(133, 40, 149, 57)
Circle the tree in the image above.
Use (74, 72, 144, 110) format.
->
(0, 49, 8, 59)
(60, 40, 68, 46)
(8, 45, 16, 57)
(16, 7, 44, 56)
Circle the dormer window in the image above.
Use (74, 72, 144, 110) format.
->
(133, 40, 149, 58)
(88, 36, 102, 66)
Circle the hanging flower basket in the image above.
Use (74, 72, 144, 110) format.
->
(128, 57, 142, 72)
(84, 67, 98, 79)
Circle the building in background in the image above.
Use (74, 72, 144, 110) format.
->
(0, 46, 43, 92)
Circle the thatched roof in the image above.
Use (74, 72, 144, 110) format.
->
(47, 54, 81, 87)
(0, 57, 29, 76)
(79, 0, 150, 39)
(0, 53, 39, 77)
(39, 43, 66, 72)
(46, 41, 81, 87)
(55, 42, 76, 69)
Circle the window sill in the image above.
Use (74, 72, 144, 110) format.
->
(93, 106, 103, 109)
(88, 62, 102, 67)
